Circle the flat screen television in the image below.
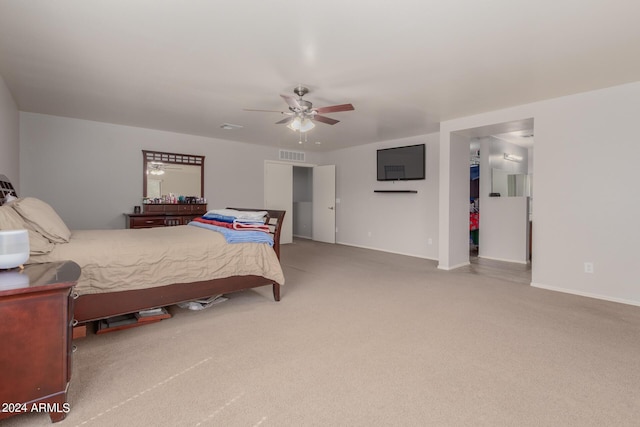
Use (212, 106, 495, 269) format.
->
(377, 144, 425, 181)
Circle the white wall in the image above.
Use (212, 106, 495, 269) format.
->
(480, 197, 530, 263)
(440, 81, 640, 306)
(0, 75, 19, 190)
(324, 133, 440, 260)
(19, 113, 324, 229)
(438, 131, 473, 269)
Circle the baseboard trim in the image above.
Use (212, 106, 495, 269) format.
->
(478, 255, 529, 265)
(437, 261, 471, 270)
(293, 234, 312, 239)
(335, 241, 438, 261)
(531, 282, 640, 307)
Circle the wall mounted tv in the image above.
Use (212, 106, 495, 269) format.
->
(376, 144, 425, 181)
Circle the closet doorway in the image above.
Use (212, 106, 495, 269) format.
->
(264, 161, 336, 244)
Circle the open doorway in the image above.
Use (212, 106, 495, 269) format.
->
(264, 161, 336, 245)
(293, 166, 312, 239)
(459, 119, 535, 265)
(293, 165, 337, 242)
(469, 143, 480, 257)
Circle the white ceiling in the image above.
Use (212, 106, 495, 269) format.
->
(0, 1, 638, 152)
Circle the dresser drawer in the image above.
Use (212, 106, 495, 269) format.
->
(191, 204, 207, 214)
(130, 217, 166, 228)
(143, 204, 166, 213)
(125, 204, 206, 229)
(175, 205, 192, 213)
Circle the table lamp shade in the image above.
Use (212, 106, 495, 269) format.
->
(0, 229, 30, 269)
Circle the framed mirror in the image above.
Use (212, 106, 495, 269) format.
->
(142, 150, 205, 199)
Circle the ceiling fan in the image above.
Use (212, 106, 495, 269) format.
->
(147, 162, 182, 175)
(244, 86, 354, 132)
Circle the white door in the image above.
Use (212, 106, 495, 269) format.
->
(312, 165, 336, 244)
(264, 162, 293, 244)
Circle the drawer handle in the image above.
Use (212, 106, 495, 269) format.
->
(145, 220, 154, 224)
(72, 345, 77, 353)
(71, 319, 79, 327)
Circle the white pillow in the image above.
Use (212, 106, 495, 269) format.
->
(11, 197, 71, 244)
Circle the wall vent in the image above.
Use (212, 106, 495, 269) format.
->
(279, 150, 305, 162)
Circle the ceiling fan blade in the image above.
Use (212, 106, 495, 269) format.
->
(312, 115, 340, 125)
(243, 108, 286, 113)
(281, 94, 301, 110)
(313, 103, 355, 114)
(276, 116, 295, 125)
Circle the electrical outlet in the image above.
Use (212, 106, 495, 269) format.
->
(427, 238, 433, 245)
(584, 262, 594, 274)
(367, 231, 372, 237)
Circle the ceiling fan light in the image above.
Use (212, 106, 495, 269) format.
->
(288, 117, 315, 133)
(287, 117, 302, 131)
(299, 118, 315, 132)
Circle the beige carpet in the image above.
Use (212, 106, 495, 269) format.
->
(6, 239, 640, 426)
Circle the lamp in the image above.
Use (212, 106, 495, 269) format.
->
(504, 153, 523, 162)
(287, 116, 315, 133)
(0, 229, 29, 269)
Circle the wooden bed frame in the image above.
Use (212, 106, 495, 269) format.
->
(73, 208, 285, 323)
(0, 177, 286, 324)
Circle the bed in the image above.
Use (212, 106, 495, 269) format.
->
(0, 175, 285, 324)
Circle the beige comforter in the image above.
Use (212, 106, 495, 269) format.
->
(28, 225, 285, 295)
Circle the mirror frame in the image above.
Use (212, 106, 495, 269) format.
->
(142, 150, 205, 198)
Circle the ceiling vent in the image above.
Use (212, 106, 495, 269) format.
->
(279, 150, 305, 162)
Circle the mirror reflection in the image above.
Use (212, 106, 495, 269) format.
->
(491, 168, 532, 197)
(143, 150, 204, 199)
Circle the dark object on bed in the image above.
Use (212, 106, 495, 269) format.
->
(0, 174, 17, 201)
(74, 208, 285, 323)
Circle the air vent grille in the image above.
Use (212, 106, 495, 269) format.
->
(279, 150, 305, 162)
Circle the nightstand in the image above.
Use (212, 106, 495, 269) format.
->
(0, 261, 81, 423)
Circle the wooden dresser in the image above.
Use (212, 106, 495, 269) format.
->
(0, 261, 81, 423)
(125, 203, 207, 229)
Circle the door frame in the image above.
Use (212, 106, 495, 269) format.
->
(264, 160, 337, 245)
(264, 160, 315, 245)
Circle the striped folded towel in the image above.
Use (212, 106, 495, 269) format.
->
(232, 220, 270, 233)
